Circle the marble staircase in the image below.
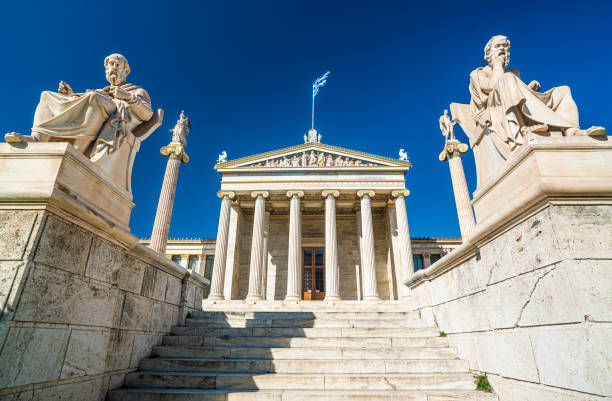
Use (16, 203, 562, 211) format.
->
(108, 303, 497, 400)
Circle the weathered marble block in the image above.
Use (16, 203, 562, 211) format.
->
(0, 143, 209, 400)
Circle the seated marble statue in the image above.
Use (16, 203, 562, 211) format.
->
(470, 35, 605, 149)
(5, 54, 154, 161)
(451, 35, 605, 188)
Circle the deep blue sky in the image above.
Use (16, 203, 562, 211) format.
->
(2, 1, 610, 239)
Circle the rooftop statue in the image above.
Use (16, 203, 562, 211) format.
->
(4, 53, 162, 193)
(451, 35, 606, 188)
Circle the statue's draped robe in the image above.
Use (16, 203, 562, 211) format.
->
(32, 84, 153, 160)
(469, 69, 579, 151)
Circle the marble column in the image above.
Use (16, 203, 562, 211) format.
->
(439, 139, 475, 240)
(150, 146, 189, 255)
(357, 190, 380, 300)
(391, 190, 415, 299)
(246, 191, 269, 300)
(423, 253, 432, 268)
(323, 190, 340, 300)
(223, 205, 243, 300)
(285, 191, 304, 301)
(207, 191, 235, 300)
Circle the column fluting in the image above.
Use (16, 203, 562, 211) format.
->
(448, 150, 476, 239)
(357, 190, 380, 300)
(285, 191, 304, 301)
(246, 191, 268, 300)
(392, 190, 415, 298)
(150, 155, 182, 254)
(323, 190, 340, 300)
(207, 191, 235, 300)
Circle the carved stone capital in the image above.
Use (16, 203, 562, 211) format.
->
(161, 144, 189, 163)
(322, 190, 340, 198)
(286, 190, 304, 198)
(357, 190, 375, 199)
(391, 189, 410, 199)
(216, 191, 235, 200)
(251, 191, 270, 199)
(438, 140, 469, 162)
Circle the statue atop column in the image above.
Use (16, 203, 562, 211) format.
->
(450, 35, 606, 188)
(439, 110, 456, 143)
(171, 111, 190, 145)
(3, 53, 162, 192)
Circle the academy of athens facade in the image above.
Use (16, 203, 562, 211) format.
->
(205, 133, 418, 301)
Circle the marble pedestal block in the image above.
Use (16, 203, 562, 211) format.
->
(406, 136, 612, 400)
(0, 143, 208, 400)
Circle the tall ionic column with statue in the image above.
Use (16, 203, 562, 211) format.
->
(438, 110, 476, 240)
(150, 111, 191, 255)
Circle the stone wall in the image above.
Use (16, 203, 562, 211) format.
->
(0, 209, 206, 400)
(407, 202, 612, 400)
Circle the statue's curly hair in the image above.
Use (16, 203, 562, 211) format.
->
(484, 35, 510, 68)
(104, 53, 130, 76)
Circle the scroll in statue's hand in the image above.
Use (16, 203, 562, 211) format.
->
(58, 81, 74, 96)
(111, 86, 133, 101)
(528, 80, 541, 92)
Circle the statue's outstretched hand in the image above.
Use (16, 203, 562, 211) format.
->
(58, 81, 74, 96)
(112, 86, 133, 101)
(528, 80, 541, 92)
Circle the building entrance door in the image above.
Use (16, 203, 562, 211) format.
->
(302, 248, 325, 300)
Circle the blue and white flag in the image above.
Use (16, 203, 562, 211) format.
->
(312, 71, 330, 98)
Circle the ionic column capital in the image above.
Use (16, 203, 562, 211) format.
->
(217, 191, 236, 199)
(438, 139, 469, 161)
(251, 191, 270, 199)
(161, 144, 190, 163)
(286, 190, 304, 198)
(322, 190, 340, 198)
(357, 190, 375, 199)
(391, 189, 410, 199)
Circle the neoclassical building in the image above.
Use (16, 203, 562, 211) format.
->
(205, 131, 433, 301)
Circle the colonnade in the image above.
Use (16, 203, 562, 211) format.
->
(208, 189, 414, 301)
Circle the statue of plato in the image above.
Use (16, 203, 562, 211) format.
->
(5, 54, 154, 162)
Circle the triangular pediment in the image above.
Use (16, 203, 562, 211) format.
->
(215, 143, 411, 170)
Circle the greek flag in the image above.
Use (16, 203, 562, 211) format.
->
(312, 71, 330, 98)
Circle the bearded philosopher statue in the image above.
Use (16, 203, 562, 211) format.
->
(4, 54, 162, 193)
(451, 35, 605, 189)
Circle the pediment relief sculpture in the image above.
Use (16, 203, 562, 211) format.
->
(241, 150, 383, 168)
(4, 53, 162, 193)
(451, 35, 606, 188)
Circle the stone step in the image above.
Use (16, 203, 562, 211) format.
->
(139, 358, 469, 374)
(201, 301, 417, 313)
(171, 327, 439, 338)
(124, 372, 477, 391)
(184, 318, 431, 328)
(152, 346, 458, 360)
(108, 388, 499, 401)
(162, 336, 449, 348)
(190, 311, 420, 320)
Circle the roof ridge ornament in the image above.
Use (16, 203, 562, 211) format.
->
(304, 128, 322, 144)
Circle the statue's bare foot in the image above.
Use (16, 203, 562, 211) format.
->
(4, 132, 40, 143)
(586, 126, 606, 136)
(567, 126, 606, 137)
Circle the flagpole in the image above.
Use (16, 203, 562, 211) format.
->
(311, 92, 315, 130)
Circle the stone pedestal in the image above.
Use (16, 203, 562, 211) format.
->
(0, 143, 208, 400)
(406, 136, 612, 400)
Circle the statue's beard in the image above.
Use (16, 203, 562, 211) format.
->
(106, 70, 124, 86)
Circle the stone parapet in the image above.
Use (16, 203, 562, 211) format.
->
(0, 144, 208, 400)
(405, 139, 612, 399)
